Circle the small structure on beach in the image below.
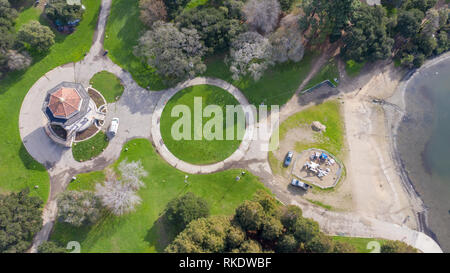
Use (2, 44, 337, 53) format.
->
(42, 82, 106, 147)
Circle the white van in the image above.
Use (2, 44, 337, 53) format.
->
(109, 118, 119, 137)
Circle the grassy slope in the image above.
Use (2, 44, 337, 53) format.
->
(0, 0, 101, 201)
(72, 131, 109, 162)
(204, 51, 317, 107)
(51, 139, 268, 252)
(303, 58, 340, 91)
(279, 100, 344, 156)
(104, 0, 166, 90)
(160, 84, 242, 165)
(14, 6, 41, 30)
(332, 236, 388, 253)
(90, 71, 124, 102)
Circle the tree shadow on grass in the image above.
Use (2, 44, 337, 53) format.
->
(145, 213, 179, 253)
(19, 143, 47, 171)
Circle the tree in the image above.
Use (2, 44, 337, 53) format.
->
(165, 192, 210, 232)
(6, 50, 31, 71)
(18, 21, 55, 52)
(234, 199, 266, 231)
(299, 0, 360, 42)
(261, 216, 283, 241)
(0, 189, 43, 253)
(165, 216, 231, 253)
(342, 5, 394, 62)
(134, 21, 206, 84)
(228, 31, 273, 81)
(381, 240, 417, 253)
(57, 190, 101, 227)
(226, 224, 246, 249)
(269, 15, 305, 63)
(292, 217, 320, 243)
(139, 0, 167, 28)
(175, 6, 246, 54)
(303, 233, 335, 253)
(396, 9, 424, 38)
(243, 0, 280, 35)
(95, 180, 141, 216)
(236, 239, 262, 253)
(280, 205, 303, 232)
(333, 241, 356, 253)
(0, 0, 18, 51)
(45, 0, 84, 24)
(402, 0, 437, 13)
(279, 0, 294, 12)
(276, 234, 298, 253)
(117, 160, 148, 191)
(162, 0, 190, 19)
(38, 241, 66, 253)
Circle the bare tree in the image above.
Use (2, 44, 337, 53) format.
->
(6, 50, 32, 70)
(95, 180, 142, 216)
(139, 0, 167, 28)
(269, 15, 305, 63)
(228, 31, 273, 81)
(57, 190, 101, 227)
(118, 160, 148, 191)
(243, 0, 281, 35)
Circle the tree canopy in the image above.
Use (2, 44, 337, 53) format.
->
(0, 189, 43, 253)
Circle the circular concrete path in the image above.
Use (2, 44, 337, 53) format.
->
(151, 77, 256, 174)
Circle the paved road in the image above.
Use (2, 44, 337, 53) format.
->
(20, 0, 442, 253)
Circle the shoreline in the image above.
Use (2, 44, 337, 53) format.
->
(385, 51, 450, 248)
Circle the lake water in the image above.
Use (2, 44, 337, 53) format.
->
(396, 58, 450, 252)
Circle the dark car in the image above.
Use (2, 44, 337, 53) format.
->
(284, 151, 294, 167)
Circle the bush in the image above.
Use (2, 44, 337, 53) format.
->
(243, 0, 280, 35)
(45, 0, 84, 25)
(139, 0, 167, 28)
(38, 241, 66, 253)
(381, 240, 418, 253)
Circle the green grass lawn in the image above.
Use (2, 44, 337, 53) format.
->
(345, 60, 366, 78)
(303, 58, 340, 91)
(104, 0, 166, 90)
(160, 84, 242, 165)
(279, 100, 344, 156)
(332, 236, 388, 253)
(90, 71, 124, 102)
(0, 0, 101, 202)
(72, 131, 109, 162)
(14, 6, 42, 31)
(51, 139, 269, 252)
(203, 51, 317, 107)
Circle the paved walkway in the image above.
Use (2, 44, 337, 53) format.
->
(151, 77, 255, 174)
(20, 0, 442, 253)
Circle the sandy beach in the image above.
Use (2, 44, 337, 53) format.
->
(340, 62, 424, 230)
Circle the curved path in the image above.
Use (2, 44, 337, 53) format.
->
(19, 0, 442, 253)
(151, 77, 255, 174)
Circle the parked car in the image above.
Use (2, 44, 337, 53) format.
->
(109, 118, 119, 137)
(291, 179, 311, 191)
(284, 151, 294, 167)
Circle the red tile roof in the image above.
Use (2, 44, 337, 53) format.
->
(48, 87, 82, 118)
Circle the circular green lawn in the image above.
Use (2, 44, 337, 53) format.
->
(160, 84, 243, 165)
(90, 71, 124, 102)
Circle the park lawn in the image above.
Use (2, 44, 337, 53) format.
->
(160, 84, 242, 165)
(72, 131, 109, 162)
(303, 58, 340, 91)
(51, 139, 269, 253)
(14, 6, 41, 31)
(345, 60, 366, 78)
(203, 51, 317, 107)
(0, 0, 101, 202)
(279, 100, 344, 156)
(90, 71, 124, 102)
(332, 236, 388, 253)
(104, 0, 166, 90)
